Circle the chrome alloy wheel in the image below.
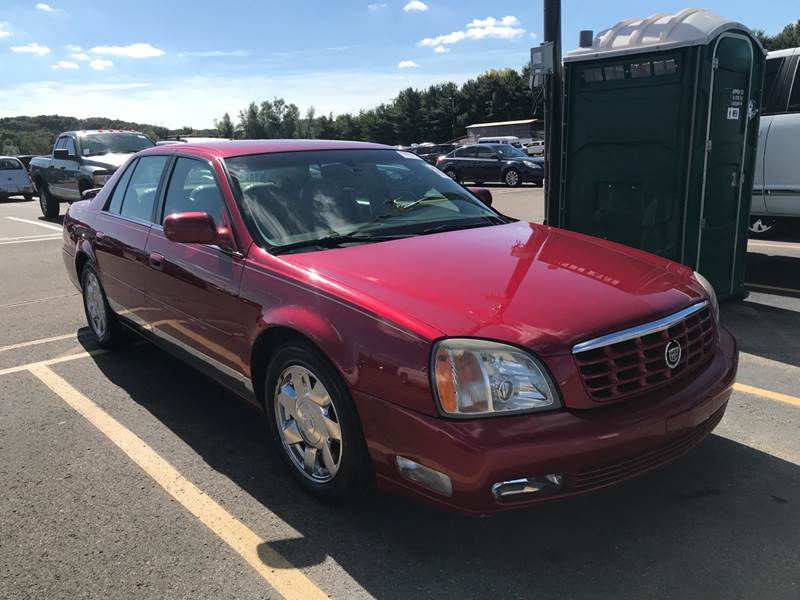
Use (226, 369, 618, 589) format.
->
(273, 365, 343, 482)
(505, 170, 520, 186)
(83, 271, 107, 339)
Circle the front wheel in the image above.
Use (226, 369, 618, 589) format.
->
(38, 184, 59, 219)
(504, 169, 521, 187)
(749, 217, 778, 238)
(265, 342, 372, 501)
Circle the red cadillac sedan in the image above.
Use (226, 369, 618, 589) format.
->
(62, 140, 737, 514)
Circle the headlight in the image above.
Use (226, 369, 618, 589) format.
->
(92, 173, 112, 186)
(523, 161, 542, 169)
(693, 271, 719, 324)
(432, 339, 560, 417)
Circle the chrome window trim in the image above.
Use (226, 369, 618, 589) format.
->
(571, 301, 709, 355)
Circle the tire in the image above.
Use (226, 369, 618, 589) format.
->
(504, 169, 521, 187)
(38, 183, 59, 219)
(444, 168, 459, 183)
(24, 194, 33, 202)
(264, 342, 372, 501)
(80, 264, 121, 348)
(749, 216, 778, 238)
(474, 181, 484, 185)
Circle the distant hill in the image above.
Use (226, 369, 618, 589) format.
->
(0, 115, 215, 155)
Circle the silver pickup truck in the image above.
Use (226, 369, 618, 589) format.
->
(29, 130, 154, 218)
(750, 47, 800, 236)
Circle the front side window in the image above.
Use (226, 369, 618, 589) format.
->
(106, 160, 136, 214)
(54, 137, 68, 151)
(162, 158, 226, 225)
(64, 137, 77, 157)
(225, 149, 504, 251)
(119, 156, 168, 222)
(79, 133, 154, 157)
(762, 57, 785, 114)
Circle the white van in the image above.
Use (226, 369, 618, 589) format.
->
(750, 47, 800, 236)
(525, 139, 545, 156)
(477, 136, 523, 148)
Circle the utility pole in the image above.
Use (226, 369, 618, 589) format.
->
(543, 0, 563, 226)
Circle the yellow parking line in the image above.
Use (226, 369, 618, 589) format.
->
(0, 236, 61, 246)
(27, 364, 328, 600)
(0, 349, 108, 377)
(734, 383, 800, 408)
(748, 241, 800, 250)
(0, 332, 81, 354)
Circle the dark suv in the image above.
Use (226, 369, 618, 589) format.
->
(436, 144, 544, 187)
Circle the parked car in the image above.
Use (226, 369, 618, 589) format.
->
(62, 140, 736, 513)
(29, 130, 155, 218)
(0, 156, 34, 201)
(525, 139, 545, 156)
(477, 135, 523, 148)
(437, 143, 544, 186)
(750, 46, 800, 237)
(411, 143, 458, 165)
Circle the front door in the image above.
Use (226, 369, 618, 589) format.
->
(698, 34, 754, 295)
(474, 145, 501, 182)
(144, 156, 251, 389)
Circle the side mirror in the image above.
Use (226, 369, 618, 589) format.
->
(81, 188, 102, 200)
(163, 212, 218, 244)
(468, 187, 493, 207)
(53, 148, 69, 160)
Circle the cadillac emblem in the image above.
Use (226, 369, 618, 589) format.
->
(664, 340, 682, 369)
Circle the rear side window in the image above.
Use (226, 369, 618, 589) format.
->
(762, 57, 786, 115)
(455, 147, 476, 158)
(106, 160, 137, 214)
(788, 61, 800, 113)
(119, 156, 169, 222)
(0, 158, 23, 170)
(476, 146, 495, 158)
(162, 158, 225, 225)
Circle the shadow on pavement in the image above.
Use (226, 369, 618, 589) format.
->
(745, 251, 800, 299)
(83, 339, 800, 600)
(722, 297, 800, 369)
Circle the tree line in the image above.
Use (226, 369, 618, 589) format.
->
(215, 65, 540, 145)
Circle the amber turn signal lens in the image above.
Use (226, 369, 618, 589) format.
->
(434, 348, 457, 413)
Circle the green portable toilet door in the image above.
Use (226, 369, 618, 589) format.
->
(698, 34, 754, 294)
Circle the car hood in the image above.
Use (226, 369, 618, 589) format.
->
(282, 222, 705, 355)
(82, 153, 134, 170)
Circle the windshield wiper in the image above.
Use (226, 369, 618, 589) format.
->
(418, 219, 502, 236)
(269, 232, 409, 255)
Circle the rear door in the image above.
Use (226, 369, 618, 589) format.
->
(474, 145, 501, 182)
(93, 155, 169, 320)
(698, 34, 755, 294)
(764, 53, 800, 216)
(144, 156, 251, 389)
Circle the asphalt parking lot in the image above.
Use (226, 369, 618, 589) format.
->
(1, 190, 798, 599)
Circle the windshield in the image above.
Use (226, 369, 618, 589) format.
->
(79, 133, 154, 157)
(495, 145, 527, 158)
(0, 158, 24, 170)
(225, 149, 504, 250)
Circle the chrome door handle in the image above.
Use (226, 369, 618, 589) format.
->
(149, 251, 164, 270)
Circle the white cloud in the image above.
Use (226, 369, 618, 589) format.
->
(0, 22, 11, 39)
(89, 43, 165, 58)
(69, 52, 90, 61)
(35, 3, 54, 11)
(367, 3, 386, 10)
(52, 60, 78, 69)
(420, 15, 524, 48)
(398, 60, 419, 68)
(89, 59, 113, 70)
(433, 45, 449, 53)
(403, 1, 428, 12)
(180, 49, 249, 57)
(10, 43, 51, 56)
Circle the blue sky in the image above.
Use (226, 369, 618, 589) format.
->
(0, 1, 797, 128)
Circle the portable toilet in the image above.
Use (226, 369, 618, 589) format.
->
(557, 8, 765, 300)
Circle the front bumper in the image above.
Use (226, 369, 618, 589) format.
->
(354, 327, 738, 514)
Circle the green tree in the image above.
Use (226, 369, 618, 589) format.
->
(755, 20, 800, 51)
(215, 112, 235, 138)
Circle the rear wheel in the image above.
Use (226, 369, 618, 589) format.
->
(24, 194, 33, 202)
(38, 183, 59, 219)
(81, 264, 120, 348)
(265, 342, 372, 501)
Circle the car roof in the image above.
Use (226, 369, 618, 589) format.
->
(0, 156, 24, 163)
(137, 139, 392, 159)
